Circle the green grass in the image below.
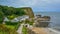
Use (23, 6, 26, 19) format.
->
(0, 29, 18, 34)
(0, 24, 10, 34)
(0, 21, 23, 34)
(5, 21, 21, 30)
(0, 22, 21, 34)
(5, 25, 16, 29)
(25, 19, 34, 25)
(0, 24, 19, 34)
(22, 26, 28, 34)
(5, 23, 20, 30)
(0, 30, 9, 34)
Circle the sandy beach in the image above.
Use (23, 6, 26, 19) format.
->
(29, 27, 60, 34)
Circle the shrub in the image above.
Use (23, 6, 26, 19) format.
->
(25, 20, 33, 25)
(0, 11, 4, 24)
(5, 21, 19, 25)
(0, 24, 18, 34)
(22, 26, 28, 34)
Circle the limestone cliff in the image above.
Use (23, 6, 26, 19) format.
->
(21, 7, 34, 18)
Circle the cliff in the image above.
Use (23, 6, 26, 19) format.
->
(20, 7, 34, 18)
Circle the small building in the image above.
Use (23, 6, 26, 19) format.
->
(4, 15, 29, 23)
(11, 18, 19, 22)
(11, 15, 29, 22)
(4, 17, 9, 22)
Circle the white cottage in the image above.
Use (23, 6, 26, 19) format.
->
(11, 15, 29, 22)
(4, 15, 29, 22)
(11, 18, 19, 22)
(4, 17, 9, 21)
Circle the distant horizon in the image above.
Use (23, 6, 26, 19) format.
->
(33, 11, 60, 12)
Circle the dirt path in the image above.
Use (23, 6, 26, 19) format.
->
(17, 23, 24, 34)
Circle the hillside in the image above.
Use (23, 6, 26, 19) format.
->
(0, 5, 34, 18)
(21, 7, 34, 18)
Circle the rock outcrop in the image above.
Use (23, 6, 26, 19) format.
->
(34, 15, 51, 27)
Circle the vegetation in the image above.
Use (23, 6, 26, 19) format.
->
(0, 5, 26, 34)
(25, 19, 34, 25)
(21, 7, 34, 18)
(0, 12, 4, 24)
(22, 26, 28, 34)
(0, 5, 34, 34)
(0, 24, 18, 34)
(5, 21, 19, 25)
(0, 5, 26, 23)
(0, 22, 21, 34)
(5, 22, 20, 30)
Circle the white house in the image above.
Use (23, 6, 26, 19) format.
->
(4, 17, 9, 22)
(11, 18, 19, 22)
(4, 15, 29, 22)
(11, 15, 29, 22)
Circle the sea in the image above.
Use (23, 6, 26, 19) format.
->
(34, 12, 60, 31)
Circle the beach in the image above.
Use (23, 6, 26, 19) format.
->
(28, 27, 60, 34)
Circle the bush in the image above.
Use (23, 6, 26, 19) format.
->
(5, 21, 21, 30)
(5, 21, 19, 25)
(25, 20, 33, 25)
(22, 26, 28, 34)
(0, 24, 18, 34)
(15, 23, 20, 30)
(29, 21, 33, 25)
(0, 11, 4, 24)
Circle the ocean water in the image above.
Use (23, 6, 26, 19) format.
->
(34, 12, 60, 30)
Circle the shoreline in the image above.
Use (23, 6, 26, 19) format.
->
(28, 27, 60, 34)
(47, 28, 60, 34)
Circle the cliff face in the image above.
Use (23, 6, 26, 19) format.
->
(21, 7, 34, 18)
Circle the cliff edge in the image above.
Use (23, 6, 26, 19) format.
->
(21, 7, 34, 18)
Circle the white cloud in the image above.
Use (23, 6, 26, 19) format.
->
(19, 0, 37, 7)
(0, 0, 60, 11)
(0, 0, 60, 7)
(15, 0, 60, 7)
(4, 0, 59, 7)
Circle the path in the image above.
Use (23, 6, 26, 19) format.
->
(17, 23, 60, 34)
(17, 23, 24, 34)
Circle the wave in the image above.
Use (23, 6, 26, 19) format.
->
(48, 28, 60, 34)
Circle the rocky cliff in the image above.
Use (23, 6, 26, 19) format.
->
(21, 7, 34, 18)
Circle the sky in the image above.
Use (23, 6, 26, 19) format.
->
(0, 0, 60, 12)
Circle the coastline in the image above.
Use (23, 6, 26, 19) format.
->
(28, 27, 60, 34)
(47, 28, 60, 34)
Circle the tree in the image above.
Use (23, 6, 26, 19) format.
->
(15, 8, 26, 16)
(0, 11, 4, 24)
(0, 5, 26, 21)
